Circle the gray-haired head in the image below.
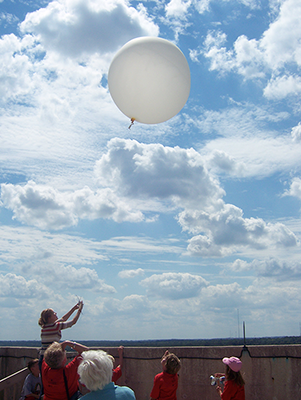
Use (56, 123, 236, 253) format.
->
(78, 350, 113, 391)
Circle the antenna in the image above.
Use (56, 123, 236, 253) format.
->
(237, 309, 240, 338)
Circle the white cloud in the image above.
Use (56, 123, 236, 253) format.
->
(202, 31, 265, 78)
(260, 0, 301, 68)
(0, 181, 145, 229)
(194, 105, 301, 179)
(231, 258, 249, 272)
(283, 177, 301, 200)
(254, 258, 301, 279)
(95, 138, 224, 210)
(231, 257, 301, 280)
(165, 0, 192, 19)
(1, 138, 298, 258)
(192, 0, 210, 14)
(0, 273, 51, 298)
(34, 263, 116, 292)
(199, 0, 301, 99)
(113, 294, 149, 312)
(182, 204, 298, 257)
(95, 294, 150, 315)
(118, 268, 145, 279)
(140, 272, 208, 299)
(206, 149, 246, 175)
(20, 0, 159, 58)
(0, 34, 38, 103)
(291, 123, 301, 142)
(0, 225, 108, 267)
(264, 75, 301, 99)
(202, 282, 245, 309)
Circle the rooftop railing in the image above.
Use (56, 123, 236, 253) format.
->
(1, 344, 301, 400)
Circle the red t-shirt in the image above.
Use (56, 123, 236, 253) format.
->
(221, 380, 245, 400)
(42, 356, 81, 400)
(150, 371, 178, 400)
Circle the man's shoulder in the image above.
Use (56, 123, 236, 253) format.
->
(115, 384, 136, 399)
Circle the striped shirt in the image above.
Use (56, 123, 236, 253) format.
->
(40, 319, 73, 352)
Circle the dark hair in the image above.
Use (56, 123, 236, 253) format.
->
(165, 353, 181, 375)
(38, 309, 53, 327)
(27, 359, 39, 372)
(225, 365, 245, 386)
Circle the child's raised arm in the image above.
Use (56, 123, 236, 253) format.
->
(61, 301, 84, 325)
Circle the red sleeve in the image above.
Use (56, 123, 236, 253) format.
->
(112, 366, 122, 383)
(65, 356, 81, 395)
(150, 375, 160, 399)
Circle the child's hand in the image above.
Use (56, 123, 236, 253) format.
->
(78, 300, 84, 311)
(216, 385, 222, 397)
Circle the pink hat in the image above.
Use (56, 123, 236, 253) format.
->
(222, 356, 242, 372)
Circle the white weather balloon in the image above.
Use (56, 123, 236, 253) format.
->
(108, 37, 191, 125)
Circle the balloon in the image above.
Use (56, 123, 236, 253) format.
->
(108, 37, 190, 125)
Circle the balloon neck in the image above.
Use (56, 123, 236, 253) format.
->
(128, 118, 135, 129)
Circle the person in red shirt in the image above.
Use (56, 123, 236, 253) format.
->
(215, 356, 245, 400)
(150, 350, 181, 400)
(42, 340, 88, 400)
(112, 346, 124, 384)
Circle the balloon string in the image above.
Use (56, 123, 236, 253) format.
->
(128, 118, 135, 129)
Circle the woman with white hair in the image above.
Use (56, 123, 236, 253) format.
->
(78, 350, 136, 400)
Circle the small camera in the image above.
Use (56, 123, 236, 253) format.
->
(210, 375, 225, 386)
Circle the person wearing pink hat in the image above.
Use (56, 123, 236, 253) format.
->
(215, 356, 245, 400)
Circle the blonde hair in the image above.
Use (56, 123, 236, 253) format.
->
(38, 309, 53, 327)
(44, 342, 65, 369)
(78, 350, 113, 391)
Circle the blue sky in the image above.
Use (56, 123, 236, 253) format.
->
(0, 0, 301, 341)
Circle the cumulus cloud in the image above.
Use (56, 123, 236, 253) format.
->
(202, 282, 246, 309)
(0, 0, 159, 122)
(230, 258, 301, 281)
(0, 34, 38, 103)
(1, 139, 298, 258)
(264, 75, 301, 99)
(206, 149, 247, 175)
(95, 138, 224, 209)
(253, 258, 301, 279)
(0, 181, 145, 230)
(183, 204, 298, 257)
(140, 272, 208, 299)
(34, 263, 116, 292)
(165, 0, 192, 19)
(20, 0, 159, 58)
(199, 0, 301, 99)
(118, 268, 145, 279)
(283, 177, 301, 200)
(96, 294, 149, 315)
(0, 273, 50, 298)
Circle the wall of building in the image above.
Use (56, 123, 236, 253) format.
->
(1, 344, 301, 400)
